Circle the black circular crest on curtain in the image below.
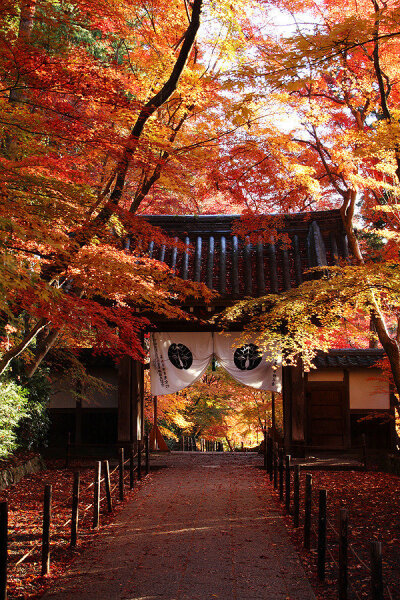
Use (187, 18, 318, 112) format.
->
(234, 344, 262, 371)
(168, 343, 193, 370)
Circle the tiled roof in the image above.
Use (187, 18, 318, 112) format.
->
(139, 210, 348, 303)
(314, 349, 385, 369)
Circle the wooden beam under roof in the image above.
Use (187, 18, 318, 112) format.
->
(135, 209, 348, 306)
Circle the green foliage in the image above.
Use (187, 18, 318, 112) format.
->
(18, 369, 51, 450)
(0, 381, 29, 459)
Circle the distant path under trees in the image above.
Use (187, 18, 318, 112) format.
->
(42, 452, 315, 600)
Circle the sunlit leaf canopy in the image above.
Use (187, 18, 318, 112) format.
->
(1, 0, 400, 400)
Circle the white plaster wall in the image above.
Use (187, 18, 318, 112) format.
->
(349, 369, 389, 410)
(308, 369, 344, 382)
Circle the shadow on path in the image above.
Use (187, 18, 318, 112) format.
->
(42, 452, 315, 600)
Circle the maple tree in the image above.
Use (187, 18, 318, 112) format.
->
(4, 0, 400, 415)
(147, 366, 280, 449)
(217, 0, 400, 402)
(0, 0, 256, 376)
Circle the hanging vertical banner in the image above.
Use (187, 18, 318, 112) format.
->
(150, 332, 213, 395)
(214, 333, 282, 392)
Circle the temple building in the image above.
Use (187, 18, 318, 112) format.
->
(49, 210, 394, 455)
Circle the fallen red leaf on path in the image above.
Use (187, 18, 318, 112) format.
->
(263, 468, 400, 600)
(0, 457, 148, 599)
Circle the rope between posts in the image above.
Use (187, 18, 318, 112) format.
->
(82, 502, 94, 515)
(328, 548, 363, 600)
(325, 542, 338, 570)
(15, 541, 41, 566)
(348, 543, 370, 572)
(311, 495, 339, 538)
(122, 453, 138, 468)
(12, 447, 148, 574)
(110, 482, 119, 495)
(284, 466, 394, 600)
(310, 492, 384, 576)
(14, 482, 96, 566)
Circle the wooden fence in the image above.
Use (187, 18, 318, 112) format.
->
(180, 437, 224, 452)
(0, 435, 150, 600)
(263, 434, 391, 600)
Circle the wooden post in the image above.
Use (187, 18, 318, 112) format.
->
(151, 396, 158, 451)
(267, 436, 273, 479)
(75, 396, 82, 445)
(263, 430, 267, 470)
(137, 442, 142, 481)
(338, 508, 348, 600)
(118, 356, 131, 444)
(273, 443, 278, 489)
(288, 361, 305, 451)
(285, 455, 291, 513)
(129, 448, 135, 490)
(70, 472, 80, 548)
(362, 433, 367, 470)
(103, 461, 112, 512)
(271, 392, 276, 437)
(145, 434, 150, 475)
(119, 448, 124, 501)
(0, 502, 7, 600)
(293, 465, 300, 528)
(65, 431, 71, 468)
(317, 489, 327, 580)
(279, 449, 284, 501)
(370, 541, 383, 600)
(41, 484, 52, 575)
(92, 461, 101, 529)
(304, 473, 312, 550)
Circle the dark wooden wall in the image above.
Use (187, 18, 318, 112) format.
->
(118, 357, 144, 446)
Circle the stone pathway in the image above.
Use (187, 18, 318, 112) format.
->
(42, 452, 315, 600)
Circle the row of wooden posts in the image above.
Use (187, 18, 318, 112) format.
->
(180, 437, 223, 452)
(0, 436, 150, 600)
(263, 433, 386, 600)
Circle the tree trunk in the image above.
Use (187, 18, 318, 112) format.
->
(225, 436, 233, 452)
(341, 191, 400, 400)
(25, 327, 60, 378)
(0, 318, 49, 374)
(9, 0, 37, 103)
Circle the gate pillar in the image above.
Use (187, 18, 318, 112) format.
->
(118, 357, 144, 447)
(283, 360, 306, 457)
